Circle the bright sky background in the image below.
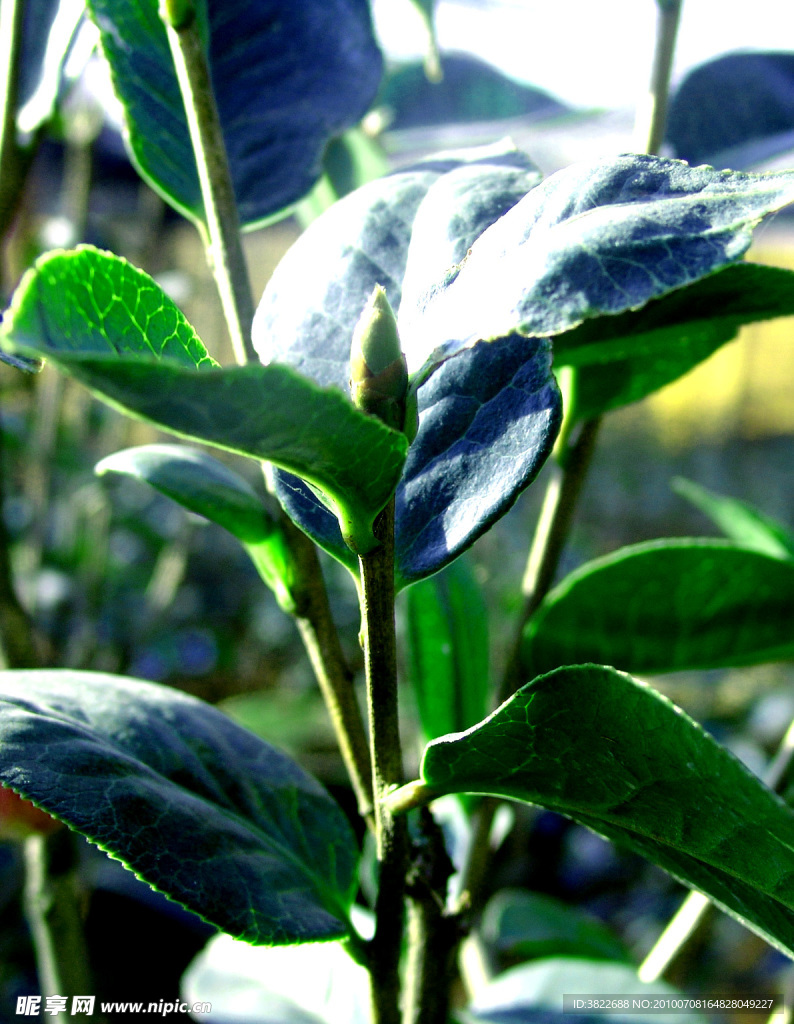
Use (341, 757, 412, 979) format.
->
(372, 0, 794, 109)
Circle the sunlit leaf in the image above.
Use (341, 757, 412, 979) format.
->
(422, 665, 794, 960)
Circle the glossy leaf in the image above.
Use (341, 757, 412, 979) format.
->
(0, 246, 217, 369)
(480, 890, 630, 965)
(463, 959, 698, 1024)
(85, 0, 383, 225)
(522, 540, 794, 677)
(421, 665, 794, 960)
(254, 142, 559, 584)
(96, 444, 298, 612)
(552, 263, 794, 418)
(672, 477, 794, 561)
(0, 670, 358, 944)
(401, 156, 794, 382)
(0, 247, 408, 554)
(405, 557, 490, 743)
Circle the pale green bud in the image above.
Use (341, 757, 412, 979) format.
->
(350, 286, 410, 435)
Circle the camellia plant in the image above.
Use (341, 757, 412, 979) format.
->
(5, 0, 794, 1021)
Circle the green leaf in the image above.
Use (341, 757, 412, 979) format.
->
(480, 889, 631, 965)
(0, 248, 408, 554)
(672, 477, 794, 560)
(0, 670, 359, 944)
(95, 444, 299, 612)
(552, 263, 794, 418)
(421, 665, 794, 961)
(522, 539, 794, 677)
(84, 0, 383, 225)
(0, 247, 217, 369)
(400, 157, 794, 384)
(405, 557, 490, 743)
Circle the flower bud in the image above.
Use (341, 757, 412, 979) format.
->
(350, 286, 409, 434)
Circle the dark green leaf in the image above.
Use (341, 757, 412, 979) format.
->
(522, 540, 794, 677)
(254, 143, 560, 583)
(95, 445, 299, 611)
(672, 477, 794, 560)
(480, 890, 631, 965)
(401, 157, 794, 382)
(0, 247, 217, 369)
(405, 557, 490, 743)
(421, 665, 794, 960)
(85, 0, 383, 225)
(552, 263, 794, 418)
(0, 670, 358, 944)
(0, 248, 407, 554)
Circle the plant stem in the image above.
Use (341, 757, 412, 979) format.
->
(24, 831, 97, 1008)
(402, 809, 458, 1024)
(458, 0, 685, 932)
(633, 0, 684, 155)
(163, 7, 257, 364)
(359, 499, 407, 1024)
(640, 716, 794, 983)
(164, 3, 374, 826)
(499, 416, 602, 704)
(0, 0, 28, 254)
(286, 515, 374, 829)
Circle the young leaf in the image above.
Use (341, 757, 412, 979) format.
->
(0, 670, 359, 944)
(521, 539, 794, 677)
(551, 263, 794, 418)
(405, 557, 490, 743)
(401, 155, 794, 380)
(85, 0, 383, 225)
(0, 247, 408, 554)
(420, 665, 794, 961)
(0, 246, 217, 369)
(672, 477, 794, 560)
(480, 889, 631, 965)
(96, 445, 298, 612)
(254, 142, 560, 584)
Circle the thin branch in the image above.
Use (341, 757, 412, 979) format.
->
(0, 0, 28, 250)
(24, 831, 100, 1016)
(163, 1, 374, 826)
(285, 515, 374, 829)
(633, 0, 684, 156)
(163, 4, 257, 364)
(359, 499, 407, 1024)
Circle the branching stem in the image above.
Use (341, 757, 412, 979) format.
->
(164, 3, 374, 827)
(24, 832, 98, 1014)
